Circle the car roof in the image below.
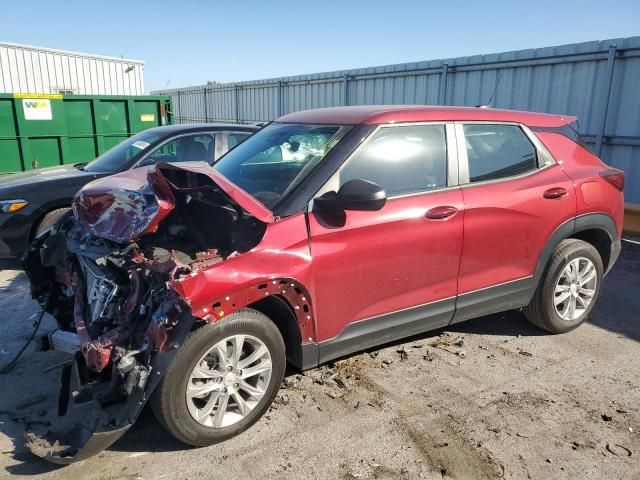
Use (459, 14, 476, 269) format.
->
(277, 105, 576, 128)
(144, 123, 261, 135)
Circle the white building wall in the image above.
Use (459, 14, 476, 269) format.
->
(0, 42, 144, 95)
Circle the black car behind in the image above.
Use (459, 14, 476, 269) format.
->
(0, 123, 259, 258)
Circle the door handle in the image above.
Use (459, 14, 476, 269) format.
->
(425, 205, 458, 220)
(543, 187, 568, 199)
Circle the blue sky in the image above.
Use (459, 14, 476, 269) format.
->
(2, 0, 638, 92)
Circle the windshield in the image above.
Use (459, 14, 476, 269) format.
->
(214, 122, 348, 209)
(85, 130, 163, 173)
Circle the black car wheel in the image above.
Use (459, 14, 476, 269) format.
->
(34, 208, 70, 237)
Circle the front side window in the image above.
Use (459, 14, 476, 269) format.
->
(339, 124, 448, 196)
(214, 122, 349, 209)
(463, 124, 537, 183)
(143, 134, 215, 165)
(85, 130, 162, 172)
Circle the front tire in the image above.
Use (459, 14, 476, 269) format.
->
(524, 239, 603, 333)
(151, 308, 286, 446)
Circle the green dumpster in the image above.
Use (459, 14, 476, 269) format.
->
(0, 93, 172, 172)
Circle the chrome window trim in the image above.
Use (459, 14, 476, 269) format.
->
(454, 124, 470, 184)
(310, 121, 457, 208)
(445, 123, 459, 186)
(454, 121, 558, 188)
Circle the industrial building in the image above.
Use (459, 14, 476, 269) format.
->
(0, 41, 144, 96)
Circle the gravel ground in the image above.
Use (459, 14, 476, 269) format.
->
(0, 241, 638, 480)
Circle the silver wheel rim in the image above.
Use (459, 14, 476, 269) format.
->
(554, 256, 597, 321)
(186, 334, 272, 428)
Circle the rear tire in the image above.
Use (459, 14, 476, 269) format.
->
(151, 308, 286, 446)
(524, 239, 603, 333)
(34, 208, 70, 237)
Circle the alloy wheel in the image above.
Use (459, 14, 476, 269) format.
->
(553, 256, 597, 321)
(185, 334, 272, 428)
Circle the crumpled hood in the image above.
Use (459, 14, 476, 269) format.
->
(73, 161, 275, 244)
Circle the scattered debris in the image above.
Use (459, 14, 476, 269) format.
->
(273, 394, 290, 406)
(478, 345, 489, 350)
(434, 442, 449, 448)
(518, 350, 533, 357)
(430, 333, 466, 356)
(606, 443, 632, 457)
(333, 377, 347, 390)
(397, 348, 409, 361)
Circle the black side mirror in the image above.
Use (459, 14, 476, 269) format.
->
(315, 179, 386, 212)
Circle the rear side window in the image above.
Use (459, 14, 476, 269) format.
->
(463, 124, 537, 183)
(340, 124, 447, 196)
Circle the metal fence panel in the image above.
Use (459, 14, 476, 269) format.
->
(154, 36, 640, 203)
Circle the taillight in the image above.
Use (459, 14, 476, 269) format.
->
(600, 168, 625, 191)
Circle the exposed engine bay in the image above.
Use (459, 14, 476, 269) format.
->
(21, 163, 267, 463)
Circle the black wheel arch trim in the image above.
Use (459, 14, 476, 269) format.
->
(533, 212, 617, 282)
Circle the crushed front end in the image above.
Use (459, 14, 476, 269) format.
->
(21, 162, 268, 463)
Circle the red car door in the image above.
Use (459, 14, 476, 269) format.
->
(453, 123, 576, 322)
(307, 123, 464, 361)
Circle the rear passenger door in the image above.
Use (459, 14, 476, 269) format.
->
(453, 122, 576, 322)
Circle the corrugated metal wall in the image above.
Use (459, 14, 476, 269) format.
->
(153, 36, 640, 203)
(0, 42, 145, 96)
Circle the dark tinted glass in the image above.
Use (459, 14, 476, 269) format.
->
(142, 134, 214, 165)
(340, 124, 447, 196)
(464, 124, 537, 182)
(227, 132, 252, 149)
(85, 130, 162, 172)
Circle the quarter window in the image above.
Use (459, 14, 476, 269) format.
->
(463, 124, 537, 183)
(340, 124, 448, 196)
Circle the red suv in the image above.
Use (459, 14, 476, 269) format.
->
(24, 106, 624, 463)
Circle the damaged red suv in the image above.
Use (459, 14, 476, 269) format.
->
(24, 106, 624, 463)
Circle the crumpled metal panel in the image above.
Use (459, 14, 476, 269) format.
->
(72, 161, 275, 244)
(73, 166, 175, 244)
